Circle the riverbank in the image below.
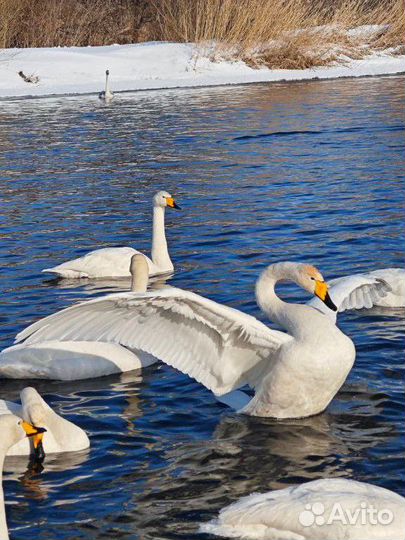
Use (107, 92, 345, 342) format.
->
(0, 41, 404, 99)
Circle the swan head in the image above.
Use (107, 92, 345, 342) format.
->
(153, 190, 181, 210)
(106, 69, 109, 76)
(299, 264, 337, 311)
(0, 414, 46, 460)
(20, 387, 49, 460)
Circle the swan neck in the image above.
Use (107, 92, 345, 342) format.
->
(131, 266, 148, 292)
(256, 266, 288, 328)
(151, 205, 172, 271)
(105, 72, 109, 94)
(256, 263, 309, 335)
(0, 451, 8, 540)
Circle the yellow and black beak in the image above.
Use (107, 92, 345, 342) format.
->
(20, 421, 47, 461)
(166, 196, 181, 210)
(314, 280, 337, 312)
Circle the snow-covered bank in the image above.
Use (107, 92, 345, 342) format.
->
(0, 41, 404, 99)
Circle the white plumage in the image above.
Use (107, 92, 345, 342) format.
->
(42, 191, 180, 278)
(4, 262, 356, 419)
(200, 478, 405, 540)
(307, 268, 405, 320)
(0, 254, 157, 380)
(0, 414, 46, 540)
(0, 387, 89, 455)
(98, 69, 114, 101)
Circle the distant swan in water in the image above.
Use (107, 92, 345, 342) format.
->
(0, 254, 157, 380)
(307, 267, 405, 320)
(200, 478, 405, 540)
(41, 190, 180, 279)
(0, 387, 89, 455)
(98, 69, 113, 101)
(9, 262, 356, 418)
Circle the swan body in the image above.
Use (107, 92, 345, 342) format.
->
(98, 69, 113, 101)
(308, 268, 405, 321)
(200, 478, 405, 540)
(42, 191, 180, 279)
(0, 387, 89, 455)
(0, 414, 46, 540)
(0, 254, 157, 380)
(10, 262, 355, 418)
(0, 341, 156, 380)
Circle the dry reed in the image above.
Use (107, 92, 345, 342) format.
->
(0, 0, 403, 69)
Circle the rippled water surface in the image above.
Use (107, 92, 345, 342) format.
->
(1, 76, 404, 539)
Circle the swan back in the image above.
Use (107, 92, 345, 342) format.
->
(201, 478, 405, 540)
(0, 414, 27, 454)
(130, 254, 149, 292)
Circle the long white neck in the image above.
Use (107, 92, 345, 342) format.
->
(105, 72, 109, 95)
(0, 450, 9, 540)
(151, 205, 173, 271)
(256, 262, 330, 339)
(130, 256, 149, 292)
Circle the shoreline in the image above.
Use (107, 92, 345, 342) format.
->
(1, 42, 404, 100)
(1, 70, 405, 102)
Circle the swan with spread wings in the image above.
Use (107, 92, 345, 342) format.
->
(2, 261, 356, 419)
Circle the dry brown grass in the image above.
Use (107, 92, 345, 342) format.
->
(154, 0, 405, 68)
(0, 0, 403, 69)
(0, 0, 155, 48)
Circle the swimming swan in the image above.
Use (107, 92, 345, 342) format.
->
(0, 255, 157, 380)
(98, 69, 113, 101)
(10, 262, 356, 418)
(0, 414, 46, 540)
(200, 478, 405, 540)
(42, 191, 180, 279)
(308, 267, 405, 321)
(0, 387, 89, 455)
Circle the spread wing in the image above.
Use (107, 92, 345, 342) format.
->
(307, 273, 392, 320)
(16, 288, 291, 395)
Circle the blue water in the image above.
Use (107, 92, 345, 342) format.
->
(0, 75, 404, 539)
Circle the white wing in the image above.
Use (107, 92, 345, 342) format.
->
(369, 268, 405, 307)
(307, 272, 393, 320)
(15, 288, 291, 395)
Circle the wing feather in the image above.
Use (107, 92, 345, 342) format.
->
(15, 289, 291, 395)
(307, 273, 392, 320)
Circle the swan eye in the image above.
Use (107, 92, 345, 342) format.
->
(310, 277, 315, 281)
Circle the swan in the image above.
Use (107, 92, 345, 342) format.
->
(308, 267, 405, 321)
(200, 478, 405, 540)
(98, 69, 113, 101)
(0, 387, 89, 455)
(0, 254, 157, 380)
(8, 262, 356, 418)
(0, 414, 46, 540)
(41, 190, 180, 279)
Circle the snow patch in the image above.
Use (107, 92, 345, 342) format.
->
(0, 40, 404, 99)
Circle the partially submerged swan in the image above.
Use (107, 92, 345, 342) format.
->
(98, 69, 113, 101)
(42, 190, 180, 279)
(0, 254, 157, 380)
(0, 387, 89, 455)
(9, 262, 355, 418)
(0, 414, 46, 540)
(200, 478, 405, 540)
(308, 267, 405, 320)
